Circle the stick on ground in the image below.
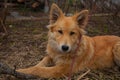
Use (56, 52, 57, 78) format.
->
(0, 62, 39, 79)
(77, 69, 90, 80)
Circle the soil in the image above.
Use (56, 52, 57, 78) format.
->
(0, 11, 120, 80)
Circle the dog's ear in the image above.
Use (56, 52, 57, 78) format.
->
(50, 3, 64, 24)
(73, 10, 89, 28)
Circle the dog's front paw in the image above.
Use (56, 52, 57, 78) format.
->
(16, 68, 31, 74)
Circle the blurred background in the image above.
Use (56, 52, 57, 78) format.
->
(0, 0, 120, 36)
(0, 0, 120, 80)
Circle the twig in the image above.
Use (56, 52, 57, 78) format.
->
(0, 62, 39, 79)
(6, 17, 49, 22)
(77, 69, 90, 80)
(0, 0, 8, 34)
(0, 19, 7, 33)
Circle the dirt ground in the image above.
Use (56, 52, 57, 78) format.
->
(0, 11, 120, 80)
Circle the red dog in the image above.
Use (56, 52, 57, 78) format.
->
(17, 3, 120, 78)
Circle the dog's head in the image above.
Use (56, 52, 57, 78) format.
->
(47, 3, 89, 53)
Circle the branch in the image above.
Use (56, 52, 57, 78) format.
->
(77, 69, 90, 80)
(0, 62, 39, 79)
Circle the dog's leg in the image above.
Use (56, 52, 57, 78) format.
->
(113, 41, 120, 66)
(35, 56, 52, 67)
(17, 64, 70, 78)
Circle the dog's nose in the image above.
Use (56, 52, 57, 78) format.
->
(62, 45, 69, 52)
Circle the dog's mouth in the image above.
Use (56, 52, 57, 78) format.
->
(60, 50, 71, 54)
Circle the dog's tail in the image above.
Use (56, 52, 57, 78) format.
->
(113, 41, 120, 66)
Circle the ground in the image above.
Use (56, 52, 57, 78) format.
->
(0, 11, 120, 80)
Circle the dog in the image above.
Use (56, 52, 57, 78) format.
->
(17, 3, 120, 78)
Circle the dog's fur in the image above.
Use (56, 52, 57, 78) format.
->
(17, 4, 120, 78)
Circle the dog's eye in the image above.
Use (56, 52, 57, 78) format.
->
(70, 32, 75, 35)
(58, 30, 63, 34)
